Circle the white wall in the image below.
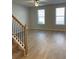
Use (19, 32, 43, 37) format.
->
(12, 3, 29, 27)
(12, 3, 66, 31)
(29, 3, 66, 31)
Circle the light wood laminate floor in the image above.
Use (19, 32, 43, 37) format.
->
(21, 30, 66, 59)
(16, 30, 66, 59)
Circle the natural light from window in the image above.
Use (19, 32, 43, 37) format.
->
(38, 9, 45, 24)
(56, 7, 65, 25)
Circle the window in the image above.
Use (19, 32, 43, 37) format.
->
(56, 7, 65, 25)
(38, 9, 45, 24)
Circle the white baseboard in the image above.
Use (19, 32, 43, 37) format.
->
(31, 28, 66, 32)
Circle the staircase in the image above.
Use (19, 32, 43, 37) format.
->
(12, 15, 28, 59)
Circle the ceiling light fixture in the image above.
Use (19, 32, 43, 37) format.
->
(34, 0, 39, 7)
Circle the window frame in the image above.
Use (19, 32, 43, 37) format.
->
(37, 9, 45, 25)
(55, 7, 65, 25)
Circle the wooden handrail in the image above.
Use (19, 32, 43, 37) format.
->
(12, 15, 24, 27)
(12, 15, 28, 55)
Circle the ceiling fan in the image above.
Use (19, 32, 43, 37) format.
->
(25, 0, 48, 7)
(34, 0, 40, 6)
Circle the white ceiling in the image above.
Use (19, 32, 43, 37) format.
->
(13, 0, 66, 7)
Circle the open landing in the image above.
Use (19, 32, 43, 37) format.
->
(13, 30, 66, 59)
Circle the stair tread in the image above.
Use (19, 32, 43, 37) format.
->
(12, 38, 24, 59)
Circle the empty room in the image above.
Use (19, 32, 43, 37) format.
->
(12, 0, 66, 59)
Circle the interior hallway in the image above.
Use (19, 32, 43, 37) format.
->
(20, 30, 66, 59)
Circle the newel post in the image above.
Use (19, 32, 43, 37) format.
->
(24, 24, 28, 56)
